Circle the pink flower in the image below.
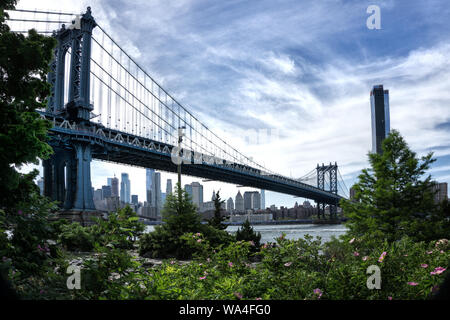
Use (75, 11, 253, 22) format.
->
(17, 210, 23, 215)
(378, 251, 387, 263)
(349, 238, 355, 244)
(249, 241, 255, 246)
(197, 239, 202, 243)
(353, 252, 359, 257)
(362, 256, 369, 261)
(256, 297, 262, 300)
(170, 260, 175, 265)
(403, 254, 408, 257)
(40, 289, 45, 294)
(207, 258, 211, 263)
(407, 282, 419, 286)
(228, 262, 233, 267)
(199, 276, 207, 280)
(195, 233, 201, 236)
(388, 296, 392, 300)
(284, 262, 292, 267)
(426, 251, 433, 254)
(313, 288, 323, 299)
(234, 292, 243, 299)
(440, 250, 444, 254)
(430, 267, 446, 275)
(421, 264, 428, 268)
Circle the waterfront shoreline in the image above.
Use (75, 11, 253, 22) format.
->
(143, 218, 348, 226)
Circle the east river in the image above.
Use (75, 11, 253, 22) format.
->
(145, 223, 348, 244)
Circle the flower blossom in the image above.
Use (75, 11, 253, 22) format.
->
(349, 238, 355, 244)
(420, 264, 428, 268)
(284, 262, 292, 267)
(407, 282, 419, 286)
(430, 267, 446, 275)
(353, 252, 359, 257)
(228, 262, 233, 267)
(378, 252, 387, 263)
(313, 288, 323, 299)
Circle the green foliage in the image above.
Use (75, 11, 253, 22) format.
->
(341, 130, 448, 242)
(58, 222, 95, 252)
(139, 184, 233, 259)
(208, 190, 227, 230)
(235, 219, 261, 254)
(90, 205, 145, 250)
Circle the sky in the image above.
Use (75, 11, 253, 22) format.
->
(15, 0, 450, 208)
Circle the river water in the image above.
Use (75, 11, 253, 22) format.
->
(145, 224, 348, 244)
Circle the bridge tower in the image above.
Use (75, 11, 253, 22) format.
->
(316, 162, 338, 219)
(43, 7, 98, 222)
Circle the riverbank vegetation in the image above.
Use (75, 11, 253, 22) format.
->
(0, 0, 449, 300)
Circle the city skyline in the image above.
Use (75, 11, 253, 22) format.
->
(18, 0, 450, 208)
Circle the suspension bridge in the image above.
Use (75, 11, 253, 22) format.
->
(6, 7, 349, 220)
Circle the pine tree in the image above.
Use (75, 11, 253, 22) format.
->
(209, 190, 227, 230)
(235, 218, 261, 249)
(341, 129, 448, 242)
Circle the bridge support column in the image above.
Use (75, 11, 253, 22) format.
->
(43, 147, 72, 206)
(73, 142, 95, 210)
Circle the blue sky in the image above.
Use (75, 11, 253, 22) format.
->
(17, 0, 450, 207)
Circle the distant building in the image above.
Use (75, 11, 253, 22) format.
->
(107, 178, 112, 187)
(102, 185, 112, 198)
(191, 182, 203, 208)
(227, 197, 234, 213)
(261, 189, 266, 209)
(93, 189, 103, 201)
(370, 84, 390, 154)
(111, 176, 119, 197)
(120, 173, 131, 203)
(252, 192, 261, 210)
(235, 191, 244, 212)
(131, 194, 138, 205)
(166, 179, 172, 196)
(431, 182, 448, 204)
(185, 184, 193, 200)
(37, 178, 44, 196)
(146, 169, 155, 203)
(243, 191, 253, 210)
(229, 213, 273, 223)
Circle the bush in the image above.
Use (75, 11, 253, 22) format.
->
(235, 219, 262, 253)
(58, 222, 94, 252)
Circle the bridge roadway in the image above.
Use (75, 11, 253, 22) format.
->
(42, 112, 341, 206)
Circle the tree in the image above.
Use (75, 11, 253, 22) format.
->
(0, 0, 58, 277)
(235, 218, 261, 251)
(209, 190, 227, 230)
(341, 129, 449, 242)
(0, 1, 56, 211)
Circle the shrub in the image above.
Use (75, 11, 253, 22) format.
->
(58, 222, 94, 252)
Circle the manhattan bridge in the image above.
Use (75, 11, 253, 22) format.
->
(6, 7, 349, 220)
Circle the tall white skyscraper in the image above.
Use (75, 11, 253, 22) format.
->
(235, 191, 244, 211)
(111, 176, 119, 197)
(227, 197, 234, 213)
(146, 168, 155, 204)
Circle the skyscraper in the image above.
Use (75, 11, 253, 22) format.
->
(102, 185, 112, 198)
(261, 189, 265, 209)
(191, 182, 203, 208)
(252, 192, 261, 210)
(185, 184, 193, 200)
(146, 169, 155, 204)
(107, 178, 112, 186)
(120, 173, 131, 203)
(166, 179, 172, 196)
(131, 194, 138, 205)
(235, 191, 244, 211)
(370, 84, 390, 154)
(243, 191, 253, 210)
(111, 176, 119, 197)
(227, 197, 234, 213)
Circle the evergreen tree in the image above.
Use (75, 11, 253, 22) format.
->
(341, 130, 449, 242)
(209, 190, 227, 230)
(235, 218, 261, 250)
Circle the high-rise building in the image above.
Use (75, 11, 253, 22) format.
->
(107, 178, 112, 187)
(243, 191, 253, 210)
(252, 192, 261, 210)
(146, 168, 155, 204)
(166, 179, 172, 196)
(120, 173, 131, 203)
(37, 178, 44, 196)
(370, 84, 390, 154)
(111, 176, 119, 197)
(131, 194, 138, 206)
(235, 191, 244, 212)
(102, 185, 112, 198)
(431, 182, 448, 204)
(93, 189, 103, 201)
(191, 182, 203, 208)
(185, 184, 193, 200)
(153, 172, 162, 216)
(261, 189, 265, 209)
(227, 197, 234, 213)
